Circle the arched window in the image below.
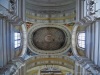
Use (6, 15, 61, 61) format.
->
(78, 32, 85, 49)
(14, 32, 21, 48)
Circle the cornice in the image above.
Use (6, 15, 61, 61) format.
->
(76, 15, 96, 26)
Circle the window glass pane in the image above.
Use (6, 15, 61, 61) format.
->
(81, 41, 85, 44)
(15, 41, 18, 44)
(14, 33, 17, 36)
(81, 44, 85, 48)
(80, 33, 85, 36)
(78, 36, 82, 40)
(81, 37, 85, 40)
(17, 36, 20, 39)
(15, 36, 17, 40)
(17, 40, 21, 44)
(78, 33, 85, 40)
(17, 33, 20, 39)
(78, 40, 81, 44)
(14, 32, 21, 48)
(17, 44, 20, 47)
(15, 44, 18, 48)
(78, 32, 85, 49)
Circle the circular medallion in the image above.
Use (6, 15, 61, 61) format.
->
(32, 27, 65, 50)
(28, 24, 71, 54)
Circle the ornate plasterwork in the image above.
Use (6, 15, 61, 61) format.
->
(77, 16, 95, 26)
(0, 58, 25, 75)
(20, 24, 27, 57)
(26, 55, 74, 71)
(72, 25, 100, 74)
(25, 0, 76, 24)
(76, 0, 100, 25)
(27, 24, 71, 54)
(9, 0, 16, 14)
(27, 65, 74, 75)
(26, 11, 75, 24)
(0, 1, 24, 25)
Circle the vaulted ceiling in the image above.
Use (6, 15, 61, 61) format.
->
(24, 0, 76, 75)
(25, 0, 76, 24)
(26, 0, 76, 14)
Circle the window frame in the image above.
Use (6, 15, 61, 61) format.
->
(14, 32, 21, 48)
(77, 31, 85, 50)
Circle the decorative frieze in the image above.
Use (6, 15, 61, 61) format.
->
(0, 0, 25, 25)
(76, 0, 100, 25)
(9, 0, 16, 14)
(26, 10, 75, 24)
(26, 55, 74, 71)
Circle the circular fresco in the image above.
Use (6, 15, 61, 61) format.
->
(32, 27, 66, 50)
(28, 24, 71, 54)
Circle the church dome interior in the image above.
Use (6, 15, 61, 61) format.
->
(0, 0, 100, 75)
(27, 24, 71, 54)
(32, 27, 65, 50)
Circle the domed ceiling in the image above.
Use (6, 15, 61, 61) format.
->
(26, 0, 76, 14)
(26, 0, 75, 54)
(27, 24, 71, 54)
(32, 27, 65, 50)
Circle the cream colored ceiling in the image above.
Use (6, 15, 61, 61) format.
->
(27, 65, 73, 75)
(26, 0, 76, 14)
(25, 0, 76, 23)
(26, 55, 74, 75)
(24, 0, 76, 74)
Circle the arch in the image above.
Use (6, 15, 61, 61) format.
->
(20, 23, 27, 57)
(72, 25, 79, 57)
(27, 65, 74, 75)
(26, 55, 75, 71)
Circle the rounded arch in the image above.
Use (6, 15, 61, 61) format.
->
(26, 55, 74, 75)
(27, 65, 74, 75)
(20, 23, 27, 57)
(72, 25, 79, 57)
(71, 24, 86, 57)
(26, 55, 74, 69)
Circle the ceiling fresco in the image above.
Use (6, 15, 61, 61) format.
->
(27, 24, 71, 54)
(24, 0, 76, 74)
(32, 27, 66, 50)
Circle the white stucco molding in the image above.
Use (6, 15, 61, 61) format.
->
(20, 23, 27, 58)
(72, 24, 100, 74)
(26, 55, 74, 71)
(0, 57, 26, 75)
(76, 16, 95, 26)
(0, 1, 25, 25)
